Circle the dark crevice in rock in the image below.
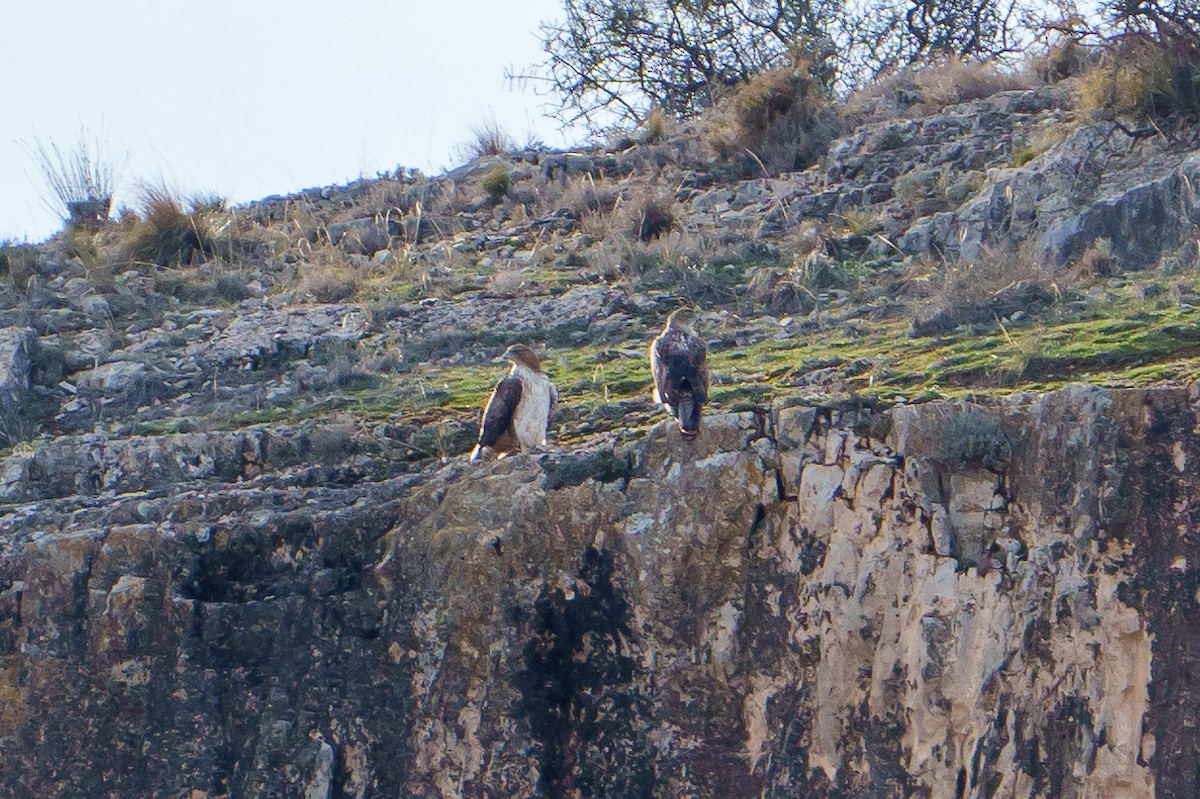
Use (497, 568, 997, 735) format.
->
(515, 545, 654, 799)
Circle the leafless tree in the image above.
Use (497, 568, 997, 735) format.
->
(515, 0, 841, 129)
(520, 0, 1047, 131)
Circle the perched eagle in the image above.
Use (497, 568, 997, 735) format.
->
(469, 344, 558, 461)
(650, 308, 709, 439)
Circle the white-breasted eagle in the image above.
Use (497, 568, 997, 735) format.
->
(469, 344, 558, 460)
(650, 308, 709, 439)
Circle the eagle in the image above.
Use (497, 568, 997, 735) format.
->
(469, 344, 558, 461)
(650, 308, 709, 439)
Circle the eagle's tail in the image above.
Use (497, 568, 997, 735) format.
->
(469, 444, 483, 461)
(676, 396, 701, 439)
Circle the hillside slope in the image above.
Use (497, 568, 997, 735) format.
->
(1, 75, 1200, 796)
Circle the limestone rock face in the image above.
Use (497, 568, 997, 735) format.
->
(1, 385, 1198, 797)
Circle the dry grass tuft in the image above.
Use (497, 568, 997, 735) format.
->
(708, 54, 840, 174)
(910, 56, 1035, 113)
(842, 56, 1036, 124)
(293, 242, 362, 303)
(458, 118, 515, 161)
(910, 242, 1066, 336)
(1074, 36, 1200, 120)
(620, 191, 677, 242)
(123, 185, 228, 266)
(560, 176, 621, 219)
(22, 126, 119, 227)
(836, 207, 883, 237)
(943, 243, 1054, 302)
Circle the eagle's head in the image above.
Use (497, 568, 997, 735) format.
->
(500, 343, 542, 372)
(664, 307, 697, 332)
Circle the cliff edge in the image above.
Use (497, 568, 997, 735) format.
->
(1, 384, 1193, 798)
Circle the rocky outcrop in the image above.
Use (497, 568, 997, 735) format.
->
(679, 86, 1200, 271)
(2, 383, 1196, 797)
(0, 326, 36, 413)
(924, 125, 1200, 266)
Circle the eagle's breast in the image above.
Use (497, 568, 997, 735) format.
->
(512, 365, 553, 447)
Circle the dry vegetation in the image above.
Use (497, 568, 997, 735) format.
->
(124, 185, 228, 267)
(22, 126, 119, 226)
(708, 54, 841, 174)
(13, 27, 1200, 456)
(841, 55, 1039, 125)
(1075, 35, 1200, 121)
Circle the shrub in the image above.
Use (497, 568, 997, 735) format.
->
(482, 165, 511, 203)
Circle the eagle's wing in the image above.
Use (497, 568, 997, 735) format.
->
(547, 381, 559, 430)
(478, 376, 523, 448)
(651, 330, 708, 435)
(652, 332, 706, 404)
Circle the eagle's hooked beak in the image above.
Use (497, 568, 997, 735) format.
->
(495, 347, 514, 364)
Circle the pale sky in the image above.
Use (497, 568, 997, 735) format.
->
(1, 0, 582, 242)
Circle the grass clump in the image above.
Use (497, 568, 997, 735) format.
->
(709, 53, 839, 174)
(293, 242, 362, 303)
(626, 192, 676, 241)
(22, 125, 119, 227)
(1077, 35, 1200, 121)
(910, 243, 1063, 337)
(909, 56, 1033, 112)
(841, 56, 1033, 125)
(482, 164, 511, 203)
(124, 185, 227, 266)
(459, 118, 515, 160)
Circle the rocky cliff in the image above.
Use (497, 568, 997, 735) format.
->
(2, 384, 1195, 798)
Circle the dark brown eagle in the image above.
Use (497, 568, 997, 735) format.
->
(469, 344, 558, 460)
(650, 308, 709, 439)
